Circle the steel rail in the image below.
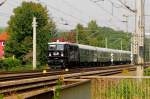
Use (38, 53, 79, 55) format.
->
(0, 65, 135, 82)
(0, 66, 136, 96)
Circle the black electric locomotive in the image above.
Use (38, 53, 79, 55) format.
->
(47, 42, 79, 68)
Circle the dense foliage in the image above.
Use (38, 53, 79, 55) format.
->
(0, 57, 21, 70)
(58, 20, 130, 51)
(5, 2, 56, 65)
(73, 20, 130, 50)
(0, 27, 5, 33)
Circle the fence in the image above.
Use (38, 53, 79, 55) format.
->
(87, 76, 150, 99)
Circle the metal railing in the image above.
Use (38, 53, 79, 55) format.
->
(89, 76, 150, 99)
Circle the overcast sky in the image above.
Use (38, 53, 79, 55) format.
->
(0, 0, 150, 33)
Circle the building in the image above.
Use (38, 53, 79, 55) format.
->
(0, 32, 8, 58)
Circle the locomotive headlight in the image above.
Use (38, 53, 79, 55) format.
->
(49, 53, 51, 56)
(61, 53, 64, 56)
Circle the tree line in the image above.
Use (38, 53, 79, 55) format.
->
(59, 20, 131, 51)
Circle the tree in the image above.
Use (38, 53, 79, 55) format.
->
(87, 20, 102, 46)
(0, 27, 5, 33)
(87, 20, 98, 34)
(5, 2, 56, 65)
(73, 20, 131, 50)
(75, 24, 89, 44)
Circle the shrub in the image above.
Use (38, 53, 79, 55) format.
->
(0, 57, 21, 70)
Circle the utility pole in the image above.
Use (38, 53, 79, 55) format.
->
(134, 0, 145, 79)
(32, 17, 37, 70)
(135, 0, 145, 65)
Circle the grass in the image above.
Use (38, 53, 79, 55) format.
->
(53, 79, 63, 99)
(105, 79, 150, 99)
(0, 94, 4, 99)
(92, 78, 150, 99)
(0, 64, 48, 72)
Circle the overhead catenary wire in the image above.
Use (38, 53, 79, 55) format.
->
(57, 0, 113, 27)
(40, 1, 88, 25)
(117, 0, 136, 13)
(0, 0, 7, 6)
(107, 0, 123, 8)
(58, 0, 91, 20)
(89, 0, 123, 22)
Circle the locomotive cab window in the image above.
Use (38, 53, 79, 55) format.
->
(49, 44, 64, 50)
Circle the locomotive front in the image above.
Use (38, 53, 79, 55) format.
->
(47, 42, 65, 68)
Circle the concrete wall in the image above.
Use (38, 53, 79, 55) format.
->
(60, 80, 91, 99)
(27, 79, 91, 99)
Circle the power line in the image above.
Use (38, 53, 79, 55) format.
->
(89, 0, 112, 15)
(89, 0, 122, 22)
(39, 1, 88, 24)
(59, 0, 90, 20)
(59, 0, 114, 27)
(117, 0, 136, 13)
(107, 0, 123, 8)
(0, 0, 7, 6)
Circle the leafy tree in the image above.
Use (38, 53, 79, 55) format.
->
(87, 20, 98, 34)
(75, 24, 89, 44)
(0, 27, 5, 33)
(74, 20, 130, 51)
(5, 2, 56, 65)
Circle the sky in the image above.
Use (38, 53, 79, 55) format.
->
(0, 0, 150, 33)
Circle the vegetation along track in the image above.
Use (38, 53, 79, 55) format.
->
(0, 64, 140, 97)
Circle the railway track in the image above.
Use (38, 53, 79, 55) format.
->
(0, 64, 137, 98)
(0, 64, 135, 82)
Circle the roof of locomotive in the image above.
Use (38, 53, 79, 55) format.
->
(48, 42, 73, 45)
(48, 42, 131, 54)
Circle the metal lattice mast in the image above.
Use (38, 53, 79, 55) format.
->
(133, 0, 145, 64)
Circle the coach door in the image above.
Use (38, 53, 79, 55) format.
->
(68, 45, 79, 62)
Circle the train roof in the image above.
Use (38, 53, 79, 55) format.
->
(48, 42, 72, 45)
(78, 44, 96, 50)
(48, 42, 131, 54)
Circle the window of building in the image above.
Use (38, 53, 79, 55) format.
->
(2, 42, 5, 46)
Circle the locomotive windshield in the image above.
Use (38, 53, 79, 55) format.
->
(48, 44, 64, 50)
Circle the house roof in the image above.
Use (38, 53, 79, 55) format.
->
(0, 32, 8, 41)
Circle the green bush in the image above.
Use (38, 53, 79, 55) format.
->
(0, 57, 21, 70)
